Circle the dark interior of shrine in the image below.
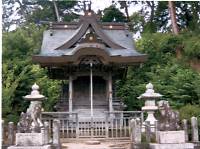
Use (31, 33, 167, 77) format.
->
(73, 76, 108, 110)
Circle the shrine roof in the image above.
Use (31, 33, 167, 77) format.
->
(40, 29, 140, 56)
(33, 11, 147, 66)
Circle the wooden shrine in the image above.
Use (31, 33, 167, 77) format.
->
(33, 10, 147, 120)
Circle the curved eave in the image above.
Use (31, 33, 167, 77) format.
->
(32, 54, 148, 67)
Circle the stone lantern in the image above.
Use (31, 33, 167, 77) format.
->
(24, 83, 45, 101)
(9, 84, 51, 149)
(19, 83, 45, 133)
(138, 83, 162, 130)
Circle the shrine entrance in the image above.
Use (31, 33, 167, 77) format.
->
(73, 76, 107, 110)
(73, 76, 108, 119)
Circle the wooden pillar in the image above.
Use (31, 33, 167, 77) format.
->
(90, 62, 94, 137)
(69, 75, 73, 113)
(90, 63, 94, 118)
(108, 71, 113, 112)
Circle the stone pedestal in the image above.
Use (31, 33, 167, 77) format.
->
(150, 130, 195, 149)
(8, 132, 52, 149)
(150, 143, 194, 149)
(16, 133, 44, 146)
(8, 145, 51, 149)
(156, 131, 185, 144)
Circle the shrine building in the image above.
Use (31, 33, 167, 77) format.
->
(33, 10, 147, 121)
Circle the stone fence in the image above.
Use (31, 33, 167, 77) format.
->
(2, 121, 16, 147)
(2, 116, 200, 148)
(130, 116, 200, 148)
(2, 119, 61, 149)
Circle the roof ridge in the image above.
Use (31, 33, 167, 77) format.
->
(54, 11, 125, 50)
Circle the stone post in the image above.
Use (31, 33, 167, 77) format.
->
(53, 119, 61, 149)
(2, 120, 4, 144)
(191, 116, 199, 142)
(130, 119, 136, 142)
(8, 122, 14, 145)
(130, 118, 141, 143)
(44, 121, 49, 144)
(145, 121, 151, 143)
(182, 119, 188, 142)
(155, 121, 159, 143)
(17, 122, 20, 133)
(41, 127, 45, 145)
(136, 118, 142, 143)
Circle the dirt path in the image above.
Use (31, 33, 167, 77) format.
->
(62, 140, 131, 149)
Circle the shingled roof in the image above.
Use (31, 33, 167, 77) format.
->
(32, 10, 147, 66)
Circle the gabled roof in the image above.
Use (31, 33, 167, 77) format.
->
(33, 10, 147, 66)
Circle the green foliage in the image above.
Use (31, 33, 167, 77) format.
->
(175, 1, 200, 31)
(101, 5, 126, 22)
(153, 1, 169, 32)
(182, 34, 200, 59)
(26, 1, 79, 23)
(117, 32, 200, 110)
(138, 33, 182, 54)
(179, 104, 200, 120)
(129, 12, 145, 34)
(129, 1, 200, 34)
(179, 104, 200, 140)
(2, 24, 60, 122)
(3, 0, 79, 31)
(179, 104, 200, 138)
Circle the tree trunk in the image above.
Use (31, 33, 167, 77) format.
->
(168, 1, 179, 35)
(124, 3, 130, 22)
(168, 1, 181, 58)
(119, 1, 130, 22)
(147, 1, 155, 23)
(15, 0, 28, 20)
(53, 0, 60, 22)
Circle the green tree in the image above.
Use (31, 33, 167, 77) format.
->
(2, 0, 80, 31)
(101, 5, 126, 22)
(2, 24, 61, 123)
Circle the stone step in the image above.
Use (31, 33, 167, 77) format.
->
(74, 109, 107, 116)
(85, 140, 101, 145)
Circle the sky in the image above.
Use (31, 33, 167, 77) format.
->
(91, 0, 142, 15)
